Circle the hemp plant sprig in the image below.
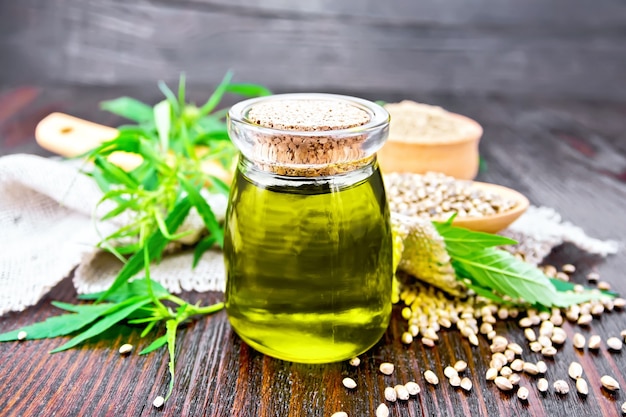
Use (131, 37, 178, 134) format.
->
(0, 73, 271, 404)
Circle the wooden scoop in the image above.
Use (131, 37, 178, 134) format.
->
(436, 182, 530, 233)
(35, 112, 233, 181)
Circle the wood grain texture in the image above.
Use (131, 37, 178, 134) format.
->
(0, 85, 625, 416)
(0, 0, 625, 100)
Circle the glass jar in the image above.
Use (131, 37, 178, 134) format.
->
(224, 93, 392, 363)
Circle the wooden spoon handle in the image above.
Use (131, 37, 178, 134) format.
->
(35, 112, 144, 170)
(35, 112, 118, 157)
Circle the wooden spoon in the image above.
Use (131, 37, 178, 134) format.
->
(434, 182, 530, 233)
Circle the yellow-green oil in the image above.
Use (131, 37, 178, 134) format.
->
(224, 163, 392, 363)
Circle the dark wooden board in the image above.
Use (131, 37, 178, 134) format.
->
(0, 85, 625, 416)
(1, 0, 626, 100)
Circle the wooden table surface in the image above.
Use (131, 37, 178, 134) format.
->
(1, 85, 625, 417)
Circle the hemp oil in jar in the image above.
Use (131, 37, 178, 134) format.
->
(225, 94, 392, 363)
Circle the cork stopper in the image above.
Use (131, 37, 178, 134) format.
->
(229, 94, 389, 177)
(247, 99, 370, 132)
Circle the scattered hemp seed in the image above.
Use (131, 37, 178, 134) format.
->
(348, 357, 361, 367)
(480, 323, 493, 335)
(522, 362, 539, 376)
(524, 328, 537, 342)
(537, 378, 549, 393)
(492, 356, 507, 369)
(152, 396, 165, 408)
(554, 271, 569, 282)
(518, 317, 533, 328)
(401, 332, 414, 344)
(573, 333, 586, 349)
(554, 380, 570, 395)
(562, 264, 576, 274)
(491, 354, 506, 370)
(555, 272, 570, 281)
(577, 314, 593, 326)
(551, 314, 564, 326)
(490, 336, 508, 352)
(379, 362, 395, 375)
(598, 281, 612, 291)
(541, 346, 557, 357)
(376, 403, 390, 417)
(342, 377, 357, 389)
(500, 367, 513, 377)
(568, 362, 583, 380)
(621, 401, 626, 414)
(551, 328, 567, 344)
(394, 384, 410, 401)
(449, 376, 462, 387)
(460, 377, 473, 392)
(566, 309, 580, 322)
(538, 335, 552, 348)
(444, 366, 458, 379)
(495, 376, 514, 391)
(607, 337, 623, 351)
(454, 360, 468, 373)
(508, 343, 523, 355)
(486, 368, 498, 381)
(587, 272, 600, 282)
(118, 344, 133, 355)
(539, 322, 553, 337)
(421, 337, 435, 347)
(508, 373, 521, 386)
(601, 375, 620, 391)
(424, 370, 439, 385)
(591, 304, 605, 316)
(405, 381, 421, 396)
(331, 412, 348, 417)
(17, 331, 27, 341)
(511, 359, 524, 372)
(543, 265, 557, 278)
(384, 386, 397, 402)
(576, 378, 589, 395)
(588, 335, 602, 350)
(536, 361, 548, 375)
(517, 386, 529, 401)
(614, 298, 626, 309)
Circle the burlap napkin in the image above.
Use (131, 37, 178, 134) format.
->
(0, 154, 226, 315)
(0, 154, 619, 316)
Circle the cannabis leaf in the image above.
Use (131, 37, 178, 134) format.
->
(436, 222, 613, 307)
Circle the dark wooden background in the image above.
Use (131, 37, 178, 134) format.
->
(1, 1, 626, 417)
(1, 0, 626, 100)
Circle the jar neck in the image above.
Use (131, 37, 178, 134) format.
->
(238, 154, 379, 190)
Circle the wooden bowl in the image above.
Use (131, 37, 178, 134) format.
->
(377, 111, 483, 180)
(433, 182, 530, 233)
